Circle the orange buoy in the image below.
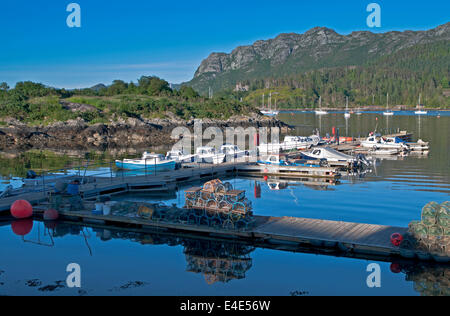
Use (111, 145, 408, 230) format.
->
(390, 233, 404, 247)
(43, 209, 59, 221)
(10, 200, 33, 219)
(11, 219, 33, 236)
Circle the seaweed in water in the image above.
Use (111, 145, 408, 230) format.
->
(38, 280, 65, 292)
(109, 281, 149, 292)
(25, 279, 42, 287)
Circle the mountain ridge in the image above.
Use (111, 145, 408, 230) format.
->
(186, 23, 450, 95)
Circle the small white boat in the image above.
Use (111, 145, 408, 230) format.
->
(166, 150, 198, 163)
(116, 153, 176, 171)
(360, 136, 410, 151)
(415, 94, 427, 115)
(344, 97, 351, 118)
(220, 144, 247, 161)
(301, 147, 358, 163)
(315, 96, 328, 115)
(281, 136, 318, 150)
(196, 147, 225, 164)
(383, 93, 394, 116)
(260, 110, 279, 116)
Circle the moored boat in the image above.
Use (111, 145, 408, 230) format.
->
(220, 144, 247, 161)
(166, 150, 198, 163)
(115, 153, 176, 171)
(196, 147, 226, 164)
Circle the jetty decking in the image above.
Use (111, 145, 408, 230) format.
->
(236, 164, 340, 179)
(0, 161, 341, 213)
(29, 208, 447, 263)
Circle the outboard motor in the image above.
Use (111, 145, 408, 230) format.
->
(26, 170, 37, 179)
(356, 154, 371, 167)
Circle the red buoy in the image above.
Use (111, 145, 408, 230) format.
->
(11, 219, 33, 236)
(390, 263, 402, 274)
(44, 209, 59, 221)
(10, 200, 33, 219)
(264, 175, 268, 182)
(390, 233, 404, 247)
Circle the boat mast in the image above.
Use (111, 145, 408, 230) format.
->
(387, 93, 389, 111)
(269, 92, 272, 112)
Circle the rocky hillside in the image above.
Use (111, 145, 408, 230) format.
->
(187, 23, 450, 95)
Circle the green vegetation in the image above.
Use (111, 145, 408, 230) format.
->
(187, 40, 450, 109)
(0, 76, 257, 125)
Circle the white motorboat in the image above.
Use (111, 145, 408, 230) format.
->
(260, 110, 279, 116)
(220, 144, 247, 161)
(360, 136, 410, 151)
(259, 135, 321, 153)
(115, 153, 176, 171)
(196, 147, 225, 164)
(166, 150, 198, 163)
(301, 147, 358, 163)
(281, 136, 318, 150)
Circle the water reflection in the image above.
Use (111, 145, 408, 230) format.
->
(47, 221, 255, 285)
(3, 219, 449, 295)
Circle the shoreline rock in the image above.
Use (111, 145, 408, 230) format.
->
(0, 115, 290, 152)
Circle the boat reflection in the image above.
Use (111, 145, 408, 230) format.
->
(5, 219, 449, 293)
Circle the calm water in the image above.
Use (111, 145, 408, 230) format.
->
(0, 111, 449, 296)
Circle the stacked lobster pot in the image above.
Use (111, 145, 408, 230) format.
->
(402, 201, 450, 261)
(184, 179, 255, 231)
(183, 239, 254, 284)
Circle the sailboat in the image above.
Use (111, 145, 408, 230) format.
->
(383, 93, 394, 116)
(415, 94, 427, 115)
(315, 96, 328, 115)
(344, 97, 351, 118)
(260, 92, 279, 116)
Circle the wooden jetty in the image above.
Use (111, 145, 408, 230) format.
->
(29, 208, 448, 263)
(0, 161, 340, 214)
(236, 164, 340, 179)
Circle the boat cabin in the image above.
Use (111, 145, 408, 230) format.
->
(196, 147, 216, 155)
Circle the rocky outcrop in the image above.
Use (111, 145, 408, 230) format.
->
(189, 23, 450, 94)
(0, 115, 289, 151)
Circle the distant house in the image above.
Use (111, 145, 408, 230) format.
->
(234, 83, 249, 92)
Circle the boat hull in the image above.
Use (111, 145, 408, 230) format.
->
(115, 160, 176, 172)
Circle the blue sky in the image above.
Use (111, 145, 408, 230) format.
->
(0, 0, 448, 88)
